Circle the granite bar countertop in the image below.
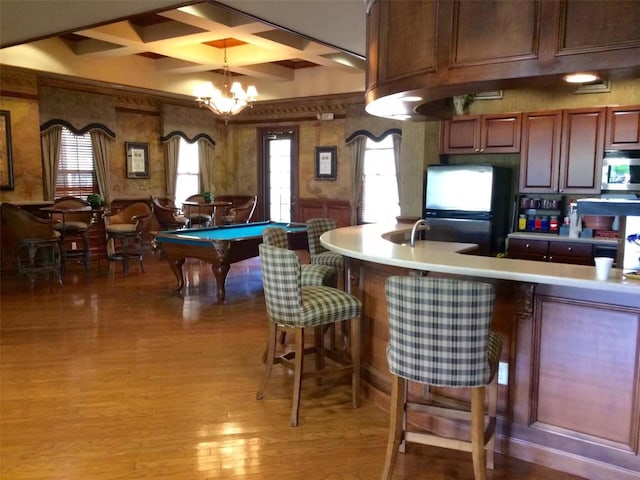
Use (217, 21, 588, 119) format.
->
(320, 223, 639, 294)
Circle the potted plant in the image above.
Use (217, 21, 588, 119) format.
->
(201, 191, 214, 203)
(87, 194, 103, 208)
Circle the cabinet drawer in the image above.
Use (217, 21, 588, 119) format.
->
(548, 242, 592, 258)
(508, 238, 548, 255)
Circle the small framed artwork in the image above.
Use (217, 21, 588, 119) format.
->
(315, 146, 337, 180)
(125, 142, 149, 179)
(0, 110, 15, 190)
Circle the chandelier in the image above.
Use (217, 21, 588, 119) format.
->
(194, 42, 258, 124)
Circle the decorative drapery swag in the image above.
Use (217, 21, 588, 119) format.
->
(345, 128, 402, 225)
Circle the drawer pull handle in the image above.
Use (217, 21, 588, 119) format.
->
(567, 247, 572, 252)
(525, 243, 530, 249)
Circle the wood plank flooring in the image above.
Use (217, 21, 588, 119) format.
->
(0, 253, 587, 479)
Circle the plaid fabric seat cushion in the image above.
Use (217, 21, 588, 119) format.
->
(259, 244, 360, 328)
(385, 276, 500, 388)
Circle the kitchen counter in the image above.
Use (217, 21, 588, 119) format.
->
(321, 223, 640, 480)
(320, 223, 639, 294)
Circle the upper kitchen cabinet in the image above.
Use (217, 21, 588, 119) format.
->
(365, 1, 640, 120)
(520, 108, 605, 194)
(441, 114, 521, 154)
(605, 106, 640, 150)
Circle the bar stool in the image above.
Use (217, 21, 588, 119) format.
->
(306, 218, 344, 288)
(50, 196, 93, 272)
(103, 201, 152, 276)
(256, 244, 362, 427)
(17, 238, 63, 290)
(382, 276, 502, 480)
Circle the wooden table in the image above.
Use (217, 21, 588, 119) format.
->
(182, 201, 232, 227)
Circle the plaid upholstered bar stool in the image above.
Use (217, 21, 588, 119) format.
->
(257, 244, 362, 427)
(306, 218, 344, 288)
(262, 227, 336, 287)
(382, 276, 502, 480)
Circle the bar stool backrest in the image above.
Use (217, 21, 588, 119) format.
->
(385, 276, 496, 388)
(306, 218, 336, 256)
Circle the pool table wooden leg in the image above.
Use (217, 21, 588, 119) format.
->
(168, 257, 186, 291)
(211, 262, 230, 301)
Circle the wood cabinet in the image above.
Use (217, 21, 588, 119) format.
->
(507, 238, 593, 265)
(441, 113, 521, 154)
(605, 105, 640, 150)
(366, 0, 640, 120)
(520, 108, 605, 194)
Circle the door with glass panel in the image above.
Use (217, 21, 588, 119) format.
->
(259, 128, 298, 222)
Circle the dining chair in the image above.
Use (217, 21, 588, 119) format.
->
(257, 243, 362, 427)
(382, 275, 502, 480)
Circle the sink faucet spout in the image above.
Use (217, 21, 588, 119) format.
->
(410, 219, 430, 247)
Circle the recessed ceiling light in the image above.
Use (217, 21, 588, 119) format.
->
(564, 72, 599, 84)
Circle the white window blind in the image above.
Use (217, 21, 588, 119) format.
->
(56, 128, 97, 198)
(360, 136, 400, 224)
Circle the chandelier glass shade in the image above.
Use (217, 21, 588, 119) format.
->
(194, 45, 257, 123)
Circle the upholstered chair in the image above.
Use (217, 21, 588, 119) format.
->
(382, 276, 502, 480)
(262, 227, 336, 287)
(222, 195, 257, 224)
(151, 196, 188, 230)
(103, 201, 152, 276)
(51, 196, 93, 271)
(183, 194, 212, 228)
(306, 218, 345, 287)
(256, 243, 362, 427)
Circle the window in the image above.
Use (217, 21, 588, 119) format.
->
(56, 128, 97, 198)
(360, 136, 400, 224)
(175, 138, 200, 208)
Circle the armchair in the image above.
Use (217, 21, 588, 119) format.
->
(151, 196, 188, 230)
(221, 195, 257, 224)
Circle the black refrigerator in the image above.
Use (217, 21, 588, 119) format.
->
(422, 164, 512, 256)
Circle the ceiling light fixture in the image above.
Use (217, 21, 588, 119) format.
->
(563, 72, 599, 84)
(194, 40, 258, 124)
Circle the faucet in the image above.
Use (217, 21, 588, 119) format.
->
(410, 219, 430, 247)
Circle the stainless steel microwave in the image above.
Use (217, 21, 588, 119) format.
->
(602, 151, 640, 191)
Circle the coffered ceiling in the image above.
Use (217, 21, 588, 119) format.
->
(0, 1, 367, 102)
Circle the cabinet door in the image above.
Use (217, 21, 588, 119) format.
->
(548, 242, 593, 265)
(605, 106, 640, 150)
(481, 113, 522, 153)
(559, 108, 605, 194)
(441, 116, 480, 153)
(520, 111, 562, 193)
(507, 238, 548, 261)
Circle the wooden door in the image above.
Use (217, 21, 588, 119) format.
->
(519, 111, 562, 193)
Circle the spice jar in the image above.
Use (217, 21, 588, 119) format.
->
(550, 216, 559, 232)
(518, 214, 526, 230)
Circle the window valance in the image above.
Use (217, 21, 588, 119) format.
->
(38, 86, 116, 135)
(345, 128, 402, 144)
(161, 104, 216, 145)
(40, 119, 115, 138)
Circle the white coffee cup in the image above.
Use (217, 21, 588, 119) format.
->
(594, 257, 614, 281)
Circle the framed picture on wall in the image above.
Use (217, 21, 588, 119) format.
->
(0, 110, 15, 190)
(125, 142, 149, 179)
(315, 146, 337, 180)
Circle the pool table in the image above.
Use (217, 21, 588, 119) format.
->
(155, 221, 308, 300)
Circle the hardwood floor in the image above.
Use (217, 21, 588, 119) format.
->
(0, 253, 586, 479)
